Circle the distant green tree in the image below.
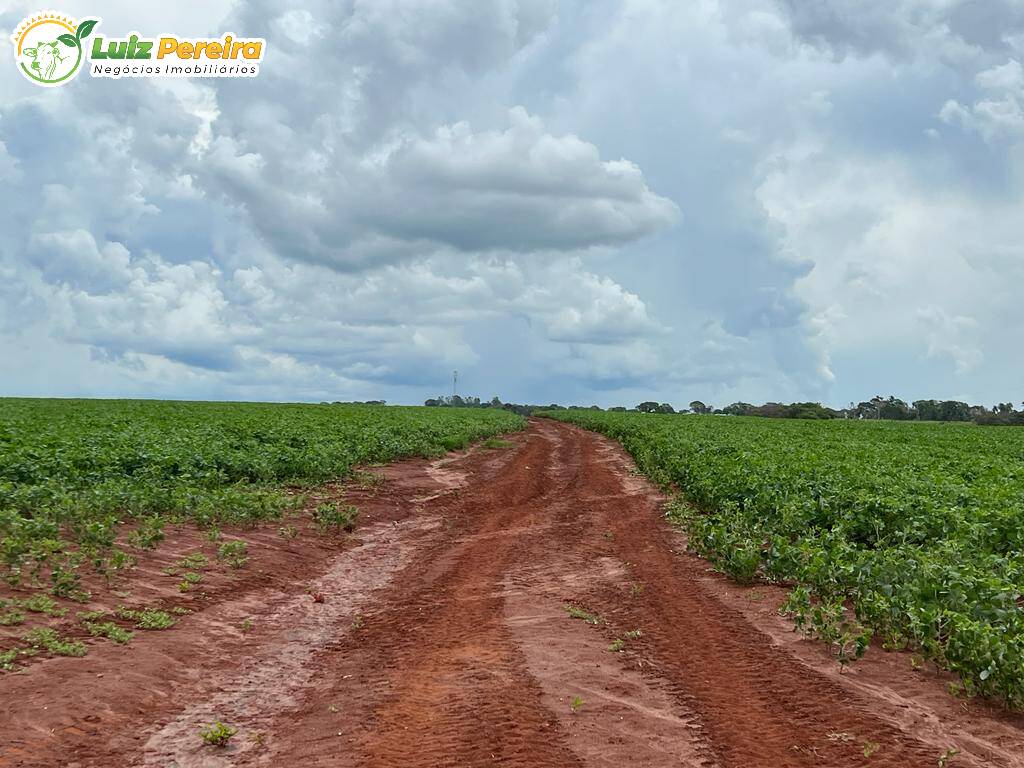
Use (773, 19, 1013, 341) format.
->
(854, 396, 886, 419)
(721, 402, 756, 416)
(878, 396, 912, 420)
(782, 403, 836, 419)
(938, 401, 970, 421)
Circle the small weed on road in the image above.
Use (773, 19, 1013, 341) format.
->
(564, 604, 601, 625)
(199, 721, 237, 747)
(84, 621, 133, 644)
(117, 607, 176, 630)
(23, 627, 86, 657)
(313, 503, 359, 533)
(217, 541, 249, 568)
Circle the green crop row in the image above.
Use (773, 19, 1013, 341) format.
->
(0, 398, 523, 596)
(542, 410, 1024, 708)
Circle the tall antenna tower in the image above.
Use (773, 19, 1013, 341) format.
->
(452, 370, 458, 398)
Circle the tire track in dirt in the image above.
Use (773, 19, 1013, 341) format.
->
(3, 419, 1022, 767)
(242, 419, 987, 767)
(138, 514, 445, 767)
(263, 421, 588, 767)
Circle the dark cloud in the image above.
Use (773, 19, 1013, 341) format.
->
(776, 0, 1024, 61)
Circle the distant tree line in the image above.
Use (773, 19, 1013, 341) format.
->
(839, 396, 1024, 425)
(424, 394, 1024, 425)
(423, 395, 600, 417)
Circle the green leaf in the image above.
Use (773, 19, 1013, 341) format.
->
(58, 34, 77, 47)
(76, 19, 98, 40)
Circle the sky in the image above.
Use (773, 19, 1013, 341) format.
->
(1, 0, 1022, 409)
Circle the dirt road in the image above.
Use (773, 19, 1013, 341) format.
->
(2, 419, 1023, 767)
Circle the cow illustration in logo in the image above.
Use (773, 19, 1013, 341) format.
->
(22, 38, 66, 79)
(11, 12, 99, 87)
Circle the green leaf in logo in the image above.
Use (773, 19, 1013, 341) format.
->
(76, 19, 98, 40)
(58, 33, 77, 47)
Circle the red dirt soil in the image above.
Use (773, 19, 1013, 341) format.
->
(1, 419, 1023, 767)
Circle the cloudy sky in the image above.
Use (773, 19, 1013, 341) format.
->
(2, 0, 1022, 408)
